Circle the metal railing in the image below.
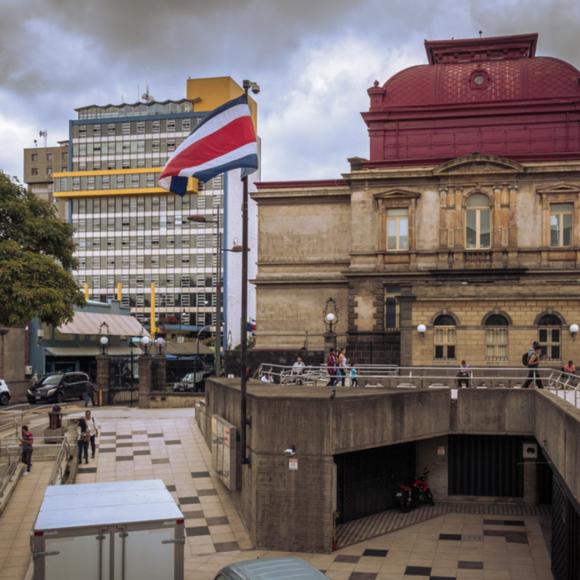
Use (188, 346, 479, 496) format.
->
(48, 437, 73, 486)
(256, 363, 580, 407)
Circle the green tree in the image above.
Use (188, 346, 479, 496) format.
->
(0, 172, 84, 327)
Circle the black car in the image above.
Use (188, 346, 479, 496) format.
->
(27, 372, 91, 404)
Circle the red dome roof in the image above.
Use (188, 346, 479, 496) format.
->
(363, 34, 580, 165)
(381, 57, 580, 108)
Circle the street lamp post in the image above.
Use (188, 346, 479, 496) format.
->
(196, 324, 211, 359)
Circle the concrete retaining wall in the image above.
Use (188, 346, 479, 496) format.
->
(203, 379, 580, 552)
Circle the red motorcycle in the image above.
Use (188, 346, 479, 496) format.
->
(395, 468, 434, 512)
(411, 468, 435, 506)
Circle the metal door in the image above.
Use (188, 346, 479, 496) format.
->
(448, 435, 523, 497)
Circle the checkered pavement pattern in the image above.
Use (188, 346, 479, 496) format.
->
(73, 409, 553, 579)
(75, 413, 251, 557)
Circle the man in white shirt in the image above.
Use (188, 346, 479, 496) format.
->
(84, 409, 99, 458)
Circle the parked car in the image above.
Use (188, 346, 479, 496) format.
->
(0, 379, 11, 405)
(27, 372, 90, 404)
(215, 558, 328, 580)
(173, 368, 212, 392)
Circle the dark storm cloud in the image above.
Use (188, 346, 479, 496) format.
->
(2, 0, 580, 181)
(470, 0, 580, 63)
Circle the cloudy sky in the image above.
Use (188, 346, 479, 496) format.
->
(1, 0, 579, 182)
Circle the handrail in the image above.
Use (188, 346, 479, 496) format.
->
(48, 438, 72, 486)
(256, 363, 580, 391)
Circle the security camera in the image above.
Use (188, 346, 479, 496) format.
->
(250, 83, 260, 95)
(284, 446, 296, 457)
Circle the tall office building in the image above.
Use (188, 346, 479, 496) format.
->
(53, 77, 258, 349)
(23, 141, 69, 219)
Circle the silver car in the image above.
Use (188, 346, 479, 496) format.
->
(0, 379, 11, 405)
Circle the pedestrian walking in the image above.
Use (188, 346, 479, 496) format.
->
(84, 409, 99, 459)
(522, 342, 544, 389)
(326, 349, 337, 385)
(83, 382, 96, 407)
(77, 418, 90, 464)
(337, 349, 347, 387)
(19, 425, 33, 474)
(350, 364, 359, 388)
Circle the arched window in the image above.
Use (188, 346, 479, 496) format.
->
(484, 314, 509, 361)
(434, 314, 456, 360)
(537, 314, 562, 361)
(466, 194, 491, 249)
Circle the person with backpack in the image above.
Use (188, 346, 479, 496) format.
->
(19, 425, 33, 474)
(522, 342, 544, 389)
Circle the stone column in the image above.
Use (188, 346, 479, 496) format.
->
(153, 355, 167, 391)
(138, 354, 152, 408)
(398, 294, 416, 367)
(96, 355, 110, 406)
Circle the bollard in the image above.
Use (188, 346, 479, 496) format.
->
(49, 405, 62, 429)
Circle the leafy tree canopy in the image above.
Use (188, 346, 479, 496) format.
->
(0, 173, 84, 327)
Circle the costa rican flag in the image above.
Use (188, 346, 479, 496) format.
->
(159, 94, 258, 196)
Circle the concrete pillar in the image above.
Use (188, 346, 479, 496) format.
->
(96, 355, 110, 406)
(153, 355, 167, 391)
(138, 354, 152, 408)
(523, 457, 538, 505)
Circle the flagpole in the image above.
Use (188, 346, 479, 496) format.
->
(240, 171, 249, 465)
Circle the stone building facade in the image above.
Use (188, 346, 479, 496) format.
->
(253, 33, 580, 367)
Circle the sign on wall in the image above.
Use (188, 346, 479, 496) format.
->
(211, 414, 237, 490)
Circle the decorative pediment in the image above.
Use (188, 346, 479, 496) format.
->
(535, 182, 580, 196)
(433, 154, 524, 176)
(373, 188, 421, 201)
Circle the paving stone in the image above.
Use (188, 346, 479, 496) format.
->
(133, 450, 151, 456)
(165, 440, 182, 445)
(213, 541, 240, 552)
(151, 458, 170, 464)
(362, 548, 388, 557)
(179, 497, 200, 505)
(405, 565, 432, 576)
(439, 534, 462, 541)
(186, 526, 210, 537)
(348, 573, 377, 580)
(483, 519, 524, 527)
(458, 561, 483, 569)
(335, 554, 361, 563)
(77, 467, 97, 473)
(147, 433, 164, 438)
(115, 456, 133, 462)
(191, 471, 211, 478)
(206, 516, 229, 526)
(198, 489, 218, 497)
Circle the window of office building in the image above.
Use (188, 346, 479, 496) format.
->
(537, 313, 562, 361)
(466, 193, 491, 249)
(485, 314, 509, 362)
(550, 203, 573, 247)
(385, 286, 401, 331)
(386, 208, 409, 251)
(434, 314, 456, 360)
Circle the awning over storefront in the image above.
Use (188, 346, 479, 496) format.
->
(57, 312, 148, 337)
(45, 346, 137, 357)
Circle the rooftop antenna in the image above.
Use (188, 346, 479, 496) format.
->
(141, 85, 154, 103)
(38, 130, 47, 147)
(479, 30, 483, 38)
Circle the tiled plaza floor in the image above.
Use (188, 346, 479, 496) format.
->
(1, 406, 554, 579)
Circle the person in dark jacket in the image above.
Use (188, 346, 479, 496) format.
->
(522, 342, 544, 389)
(20, 425, 33, 474)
